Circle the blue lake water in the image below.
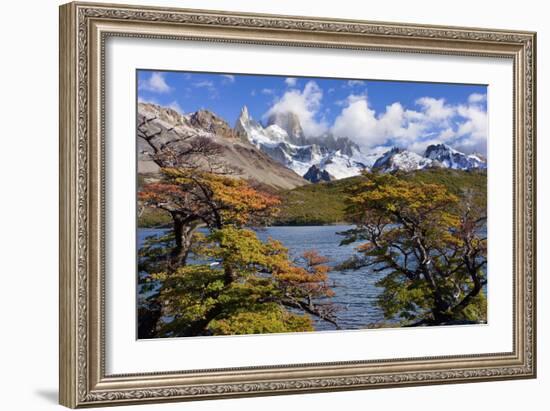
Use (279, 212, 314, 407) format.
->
(138, 225, 390, 331)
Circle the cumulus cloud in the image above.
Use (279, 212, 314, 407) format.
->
(347, 80, 365, 87)
(468, 92, 487, 104)
(139, 72, 172, 93)
(453, 104, 488, 153)
(264, 81, 328, 137)
(331, 98, 384, 147)
(285, 77, 297, 87)
(330, 93, 487, 155)
(334, 93, 365, 107)
(332, 95, 424, 150)
(415, 97, 455, 124)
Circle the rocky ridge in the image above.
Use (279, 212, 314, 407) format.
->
(137, 103, 308, 190)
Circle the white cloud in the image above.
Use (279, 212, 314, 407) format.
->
(456, 105, 487, 138)
(264, 81, 328, 137)
(261, 88, 275, 95)
(331, 97, 408, 148)
(404, 109, 425, 121)
(139, 72, 172, 93)
(285, 77, 297, 87)
(347, 80, 365, 87)
(406, 128, 457, 154)
(332, 98, 381, 146)
(334, 93, 367, 107)
(439, 127, 457, 141)
(407, 137, 445, 155)
(415, 97, 455, 123)
(454, 104, 488, 153)
(468, 92, 487, 104)
(194, 80, 214, 89)
(221, 74, 235, 83)
(332, 95, 425, 149)
(330, 93, 487, 155)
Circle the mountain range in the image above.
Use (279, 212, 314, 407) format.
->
(234, 106, 486, 180)
(137, 103, 307, 190)
(137, 103, 486, 189)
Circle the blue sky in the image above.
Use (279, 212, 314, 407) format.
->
(137, 69, 488, 155)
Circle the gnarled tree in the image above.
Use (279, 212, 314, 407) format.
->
(138, 169, 338, 337)
(138, 168, 279, 269)
(339, 172, 487, 326)
(153, 228, 337, 337)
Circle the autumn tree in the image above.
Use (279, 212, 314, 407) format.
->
(151, 228, 336, 337)
(138, 169, 338, 338)
(339, 172, 487, 326)
(138, 168, 280, 270)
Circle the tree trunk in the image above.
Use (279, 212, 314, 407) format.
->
(223, 264, 236, 286)
(169, 213, 200, 271)
(137, 300, 161, 339)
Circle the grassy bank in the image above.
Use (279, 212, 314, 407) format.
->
(272, 177, 357, 225)
(137, 169, 487, 227)
(274, 169, 486, 226)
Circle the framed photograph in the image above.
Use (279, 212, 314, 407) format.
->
(59, 2, 537, 408)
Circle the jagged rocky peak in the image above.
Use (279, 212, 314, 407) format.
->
(137, 103, 308, 190)
(231, 105, 486, 181)
(235, 105, 253, 129)
(234, 105, 290, 145)
(424, 143, 486, 170)
(374, 146, 402, 162)
(303, 164, 333, 183)
(372, 147, 433, 173)
(234, 105, 253, 141)
(138, 102, 188, 127)
(334, 136, 360, 157)
(471, 152, 487, 162)
(266, 111, 307, 145)
(424, 143, 464, 161)
(189, 109, 238, 140)
(239, 105, 250, 121)
(232, 106, 376, 181)
(309, 134, 360, 157)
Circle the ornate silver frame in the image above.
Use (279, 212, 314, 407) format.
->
(59, 1, 536, 408)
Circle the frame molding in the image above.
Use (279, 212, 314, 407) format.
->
(59, 2, 536, 408)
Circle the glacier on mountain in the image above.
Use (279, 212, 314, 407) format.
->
(234, 106, 487, 181)
(235, 106, 381, 180)
(424, 143, 487, 170)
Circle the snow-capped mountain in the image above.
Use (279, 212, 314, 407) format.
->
(424, 143, 487, 170)
(137, 103, 308, 190)
(317, 147, 386, 179)
(234, 106, 486, 181)
(303, 165, 333, 183)
(372, 147, 434, 172)
(372, 144, 487, 173)
(265, 111, 308, 146)
(235, 106, 378, 181)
